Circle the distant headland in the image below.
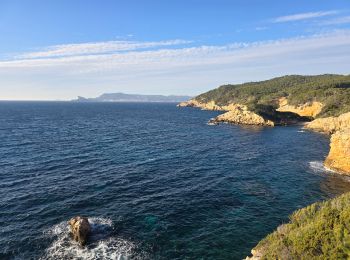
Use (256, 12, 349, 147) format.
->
(72, 93, 192, 103)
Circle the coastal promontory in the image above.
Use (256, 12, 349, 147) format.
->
(178, 74, 350, 259)
(178, 74, 350, 175)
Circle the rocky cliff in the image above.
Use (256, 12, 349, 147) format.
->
(276, 97, 323, 117)
(305, 112, 350, 134)
(324, 129, 350, 174)
(304, 112, 350, 175)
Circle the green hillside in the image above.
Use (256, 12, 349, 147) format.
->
(195, 74, 350, 118)
(250, 192, 350, 259)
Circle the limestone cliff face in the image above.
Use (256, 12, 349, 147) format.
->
(277, 97, 323, 117)
(305, 112, 350, 134)
(305, 112, 350, 175)
(324, 129, 350, 174)
(213, 107, 274, 126)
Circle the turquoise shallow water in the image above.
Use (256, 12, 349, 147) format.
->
(1, 102, 350, 259)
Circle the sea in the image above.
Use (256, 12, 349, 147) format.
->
(1, 102, 350, 260)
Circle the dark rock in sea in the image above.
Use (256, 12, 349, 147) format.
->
(68, 216, 91, 246)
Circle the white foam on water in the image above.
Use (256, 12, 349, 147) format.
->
(309, 161, 336, 174)
(41, 217, 139, 260)
(309, 161, 350, 182)
(297, 130, 305, 133)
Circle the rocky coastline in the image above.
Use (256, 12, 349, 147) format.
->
(178, 99, 309, 126)
(179, 98, 350, 259)
(305, 112, 350, 175)
(178, 75, 350, 259)
(178, 99, 350, 176)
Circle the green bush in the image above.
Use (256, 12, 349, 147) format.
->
(252, 192, 350, 259)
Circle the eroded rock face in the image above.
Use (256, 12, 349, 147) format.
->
(276, 97, 323, 118)
(69, 216, 91, 246)
(324, 129, 350, 174)
(305, 112, 350, 134)
(305, 112, 350, 175)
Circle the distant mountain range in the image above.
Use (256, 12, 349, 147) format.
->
(72, 93, 192, 102)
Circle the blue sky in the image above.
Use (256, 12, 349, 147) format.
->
(1, 0, 350, 100)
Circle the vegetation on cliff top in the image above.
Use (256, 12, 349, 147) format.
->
(195, 74, 350, 118)
(252, 192, 350, 259)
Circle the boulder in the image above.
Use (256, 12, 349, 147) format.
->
(68, 216, 91, 246)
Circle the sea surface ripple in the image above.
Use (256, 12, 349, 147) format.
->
(1, 102, 350, 259)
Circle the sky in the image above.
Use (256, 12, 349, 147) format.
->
(1, 0, 350, 100)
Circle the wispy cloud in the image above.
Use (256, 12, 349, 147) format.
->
(1, 31, 350, 99)
(17, 39, 192, 59)
(2, 31, 350, 70)
(255, 26, 268, 31)
(273, 10, 338, 23)
(320, 16, 350, 26)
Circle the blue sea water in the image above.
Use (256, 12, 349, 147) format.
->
(1, 102, 350, 260)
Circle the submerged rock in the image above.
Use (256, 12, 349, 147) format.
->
(68, 216, 91, 246)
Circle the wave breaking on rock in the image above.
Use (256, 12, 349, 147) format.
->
(40, 217, 143, 260)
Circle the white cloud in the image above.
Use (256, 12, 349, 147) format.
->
(0, 31, 350, 100)
(17, 39, 192, 59)
(2, 31, 350, 70)
(273, 10, 338, 23)
(320, 16, 350, 25)
(255, 27, 268, 31)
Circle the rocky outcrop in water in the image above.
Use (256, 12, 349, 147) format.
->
(69, 216, 91, 246)
(211, 107, 275, 126)
(178, 99, 308, 126)
(179, 100, 275, 126)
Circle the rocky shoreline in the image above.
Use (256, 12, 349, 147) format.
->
(178, 99, 350, 176)
(178, 99, 309, 126)
(179, 98, 350, 259)
(305, 112, 350, 175)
